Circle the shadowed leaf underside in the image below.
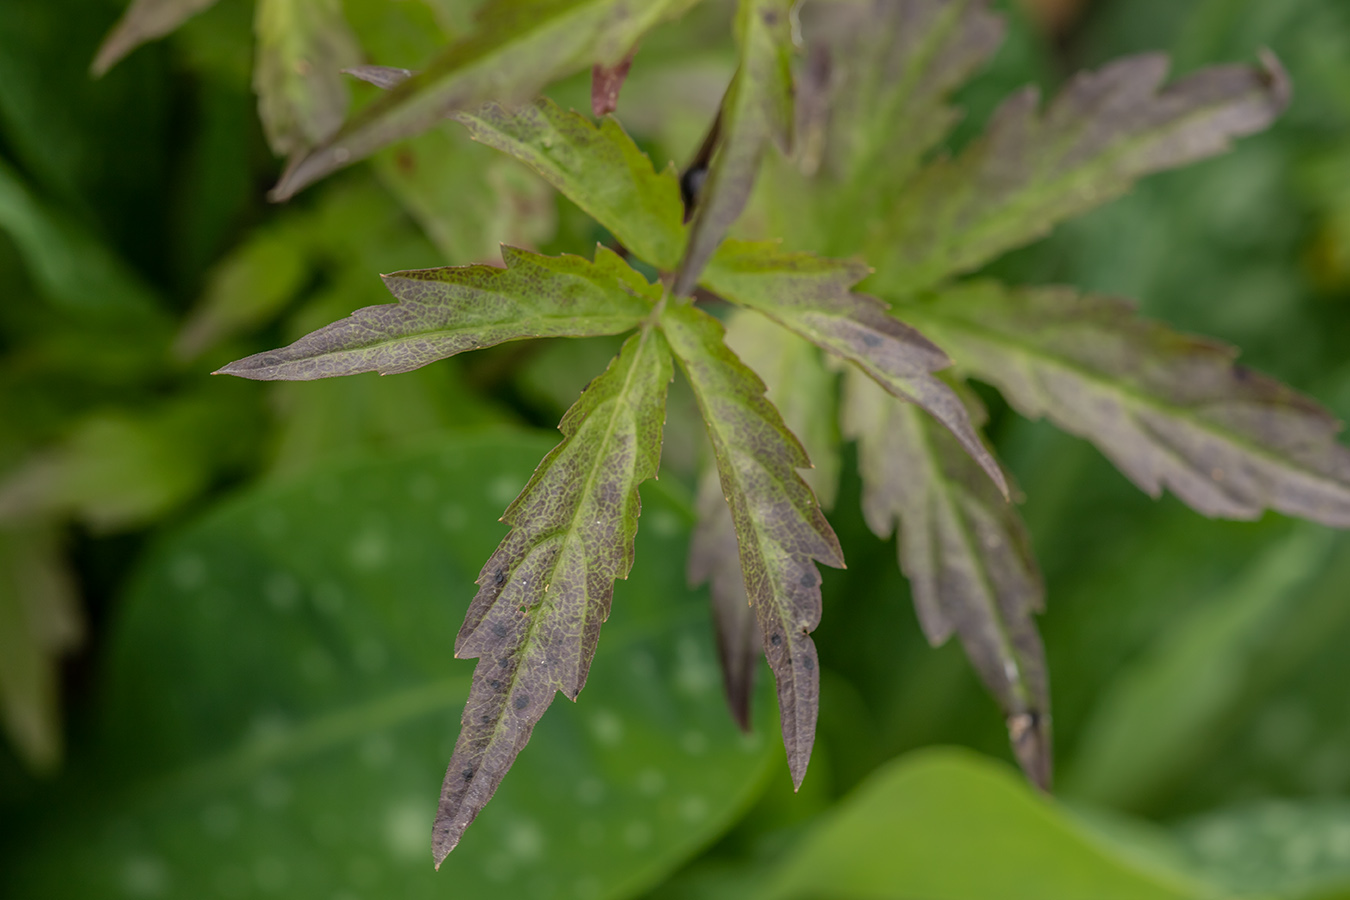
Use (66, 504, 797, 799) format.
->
(843, 370, 1050, 788)
(869, 50, 1291, 295)
(271, 0, 700, 199)
(671, 0, 793, 296)
(703, 241, 1007, 496)
(434, 325, 673, 865)
(217, 246, 656, 380)
(910, 282, 1350, 525)
(663, 303, 843, 788)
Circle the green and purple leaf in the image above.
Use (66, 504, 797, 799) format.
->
(671, 0, 793, 296)
(457, 98, 688, 270)
(868, 51, 1291, 295)
(216, 246, 657, 381)
(435, 325, 673, 864)
(702, 241, 1008, 497)
(253, 0, 363, 156)
(271, 0, 700, 199)
(803, 0, 1004, 248)
(842, 369, 1050, 788)
(908, 282, 1350, 526)
(662, 302, 843, 788)
(91, 0, 221, 76)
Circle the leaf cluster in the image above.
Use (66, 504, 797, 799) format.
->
(90, 0, 1350, 867)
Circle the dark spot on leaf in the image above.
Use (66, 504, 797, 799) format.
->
(488, 679, 502, 690)
(494, 568, 506, 585)
(461, 768, 475, 782)
(770, 632, 782, 646)
(492, 622, 509, 638)
(802, 656, 815, 672)
(861, 332, 882, 348)
(514, 694, 529, 710)
(799, 573, 814, 587)
(762, 9, 778, 26)
(498, 657, 510, 668)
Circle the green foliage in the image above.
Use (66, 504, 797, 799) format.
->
(4, 0, 1350, 896)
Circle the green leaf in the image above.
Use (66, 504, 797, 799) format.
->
(803, 0, 1005, 249)
(457, 98, 688, 269)
(253, 0, 363, 156)
(671, 0, 793, 296)
(217, 246, 658, 381)
(867, 51, 1291, 296)
(270, 0, 700, 199)
(906, 281, 1350, 526)
(436, 326, 673, 863)
(688, 468, 758, 732)
(174, 218, 313, 360)
(0, 434, 775, 898)
(842, 369, 1050, 789)
(661, 302, 844, 789)
(91, 0, 221, 76)
(761, 749, 1211, 900)
(0, 525, 81, 772)
(372, 124, 557, 265)
(702, 241, 1008, 497)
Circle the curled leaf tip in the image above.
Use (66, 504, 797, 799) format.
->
(1009, 710, 1053, 792)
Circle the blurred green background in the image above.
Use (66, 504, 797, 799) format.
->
(3, 0, 1350, 897)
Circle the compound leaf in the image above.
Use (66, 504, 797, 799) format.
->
(458, 98, 688, 269)
(702, 241, 1008, 497)
(662, 302, 843, 788)
(217, 246, 657, 381)
(907, 282, 1350, 526)
(271, 0, 699, 199)
(254, 0, 364, 156)
(91, 0, 221, 76)
(868, 51, 1290, 295)
(435, 325, 673, 863)
(671, 0, 793, 296)
(842, 369, 1049, 788)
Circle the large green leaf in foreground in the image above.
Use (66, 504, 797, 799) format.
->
(761, 749, 1210, 900)
(0, 433, 773, 899)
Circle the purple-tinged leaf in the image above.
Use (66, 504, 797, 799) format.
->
(689, 469, 759, 731)
(344, 64, 414, 90)
(869, 51, 1290, 295)
(671, 0, 793, 296)
(843, 369, 1050, 788)
(91, 0, 220, 76)
(254, 0, 363, 156)
(457, 98, 687, 270)
(216, 246, 657, 381)
(270, 0, 700, 199)
(908, 282, 1350, 526)
(702, 241, 1008, 497)
(434, 325, 673, 864)
(803, 0, 1004, 248)
(662, 302, 844, 789)
(591, 45, 637, 117)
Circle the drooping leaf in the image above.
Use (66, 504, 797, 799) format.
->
(0, 525, 81, 772)
(91, 0, 221, 76)
(435, 326, 673, 864)
(457, 98, 688, 269)
(761, 749, 1210, 900)
(661, 302, 844, 789)
(804, 0, 1005, 246)
(688, 468, 758, 732)
(217, 246, 658, 381)
(867, 51, 1291, 295)
(842, 369, 1050, 788)
(591, 45, 637, 116)
(270, 0, 700, 199)
(671, 0, 792, 296)
(905, 281, 1350, 526)
(0, 435, 776, 898)
(253, 0, 363, 156)
(702, 241, 1008, 496)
